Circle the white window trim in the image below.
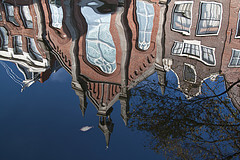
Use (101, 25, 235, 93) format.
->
(196, 1, 223, 37)
(183, 63, 197, 84)
(228, 48, 240, 68)
(171, 1, 193, 36)
(235, 10, 240, 38)
(171, 40, 216, 66)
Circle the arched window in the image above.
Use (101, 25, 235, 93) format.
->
(183, 63, 196, 83)
(136, 1, 154, 50)
(81, 3, 116, 74)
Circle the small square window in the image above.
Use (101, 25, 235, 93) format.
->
(229, 49, 240, 67)
(172, 41, 183, 55)
(201, 46, 215, 65)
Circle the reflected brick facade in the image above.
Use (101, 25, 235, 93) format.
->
(0, 0, 239, 147)
(221, 0, 240, 107)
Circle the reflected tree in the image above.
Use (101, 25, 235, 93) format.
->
(128, 71, 240, 159)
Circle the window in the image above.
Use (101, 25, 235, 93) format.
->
(0, 27, 8, 51)
(136, 0, 154, 50)
(81, 3, 116, 74)
(197, 2, 222, 36)
(20, 6, 33, 29)
(171, 1, 193, 35)
(171, 40, 216, 66)
(48, 0, 63, 29)
(183, 63, 196, 83)
(172, 41, 183, 55)
(49, 0, 61, 6)
(236, 10, 240, 38)
(229, 49, 240, 67)
(27, 37, 43, 62)
(4, 3, 19, 26)
(182, 43, 200, 57)
(201, 46, 215, 65)
(0, 12, 2, 21)
(13, 36, 23, 55)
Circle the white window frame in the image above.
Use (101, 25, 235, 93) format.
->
(171, 1, 193, 36)
(196, 1, 223, 36)
(171, 40, 216, 66)
(228, 49, 240, 67)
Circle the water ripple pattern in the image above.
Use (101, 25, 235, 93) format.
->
(136, 1, 154, 51)
(81, 6, 116, 74)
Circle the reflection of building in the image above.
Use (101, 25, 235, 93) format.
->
(221, 0, 240, 108)
(39, 0, 168, 146)
(0, 0, 60, 90)
(164, 0, 230, 98)
(1, 0, 239, 147)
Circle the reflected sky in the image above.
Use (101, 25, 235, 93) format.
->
(0, 62, 164, 160)
(0, 0, 239, 159)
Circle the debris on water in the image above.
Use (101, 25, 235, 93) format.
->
(80, 126, 94, 132)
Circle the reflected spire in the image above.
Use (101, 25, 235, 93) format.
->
(119, 93, 129, 126)
(72, 81, 88, 117)
(98, 115, 114, 148)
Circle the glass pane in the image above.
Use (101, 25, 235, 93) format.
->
(172, 3, 192, 35)
(136, 1, 154, 50)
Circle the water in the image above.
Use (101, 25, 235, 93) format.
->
(0, 0, 239, 159)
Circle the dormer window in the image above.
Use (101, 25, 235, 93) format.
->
(171, 1, 193, 35)
(196, 2, 222, 36)
(229, 49, 240, 67)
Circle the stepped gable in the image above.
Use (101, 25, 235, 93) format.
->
(221, 0, 240, 108)
(127, 0, 160, 86)
(164, 0, 230, 98)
